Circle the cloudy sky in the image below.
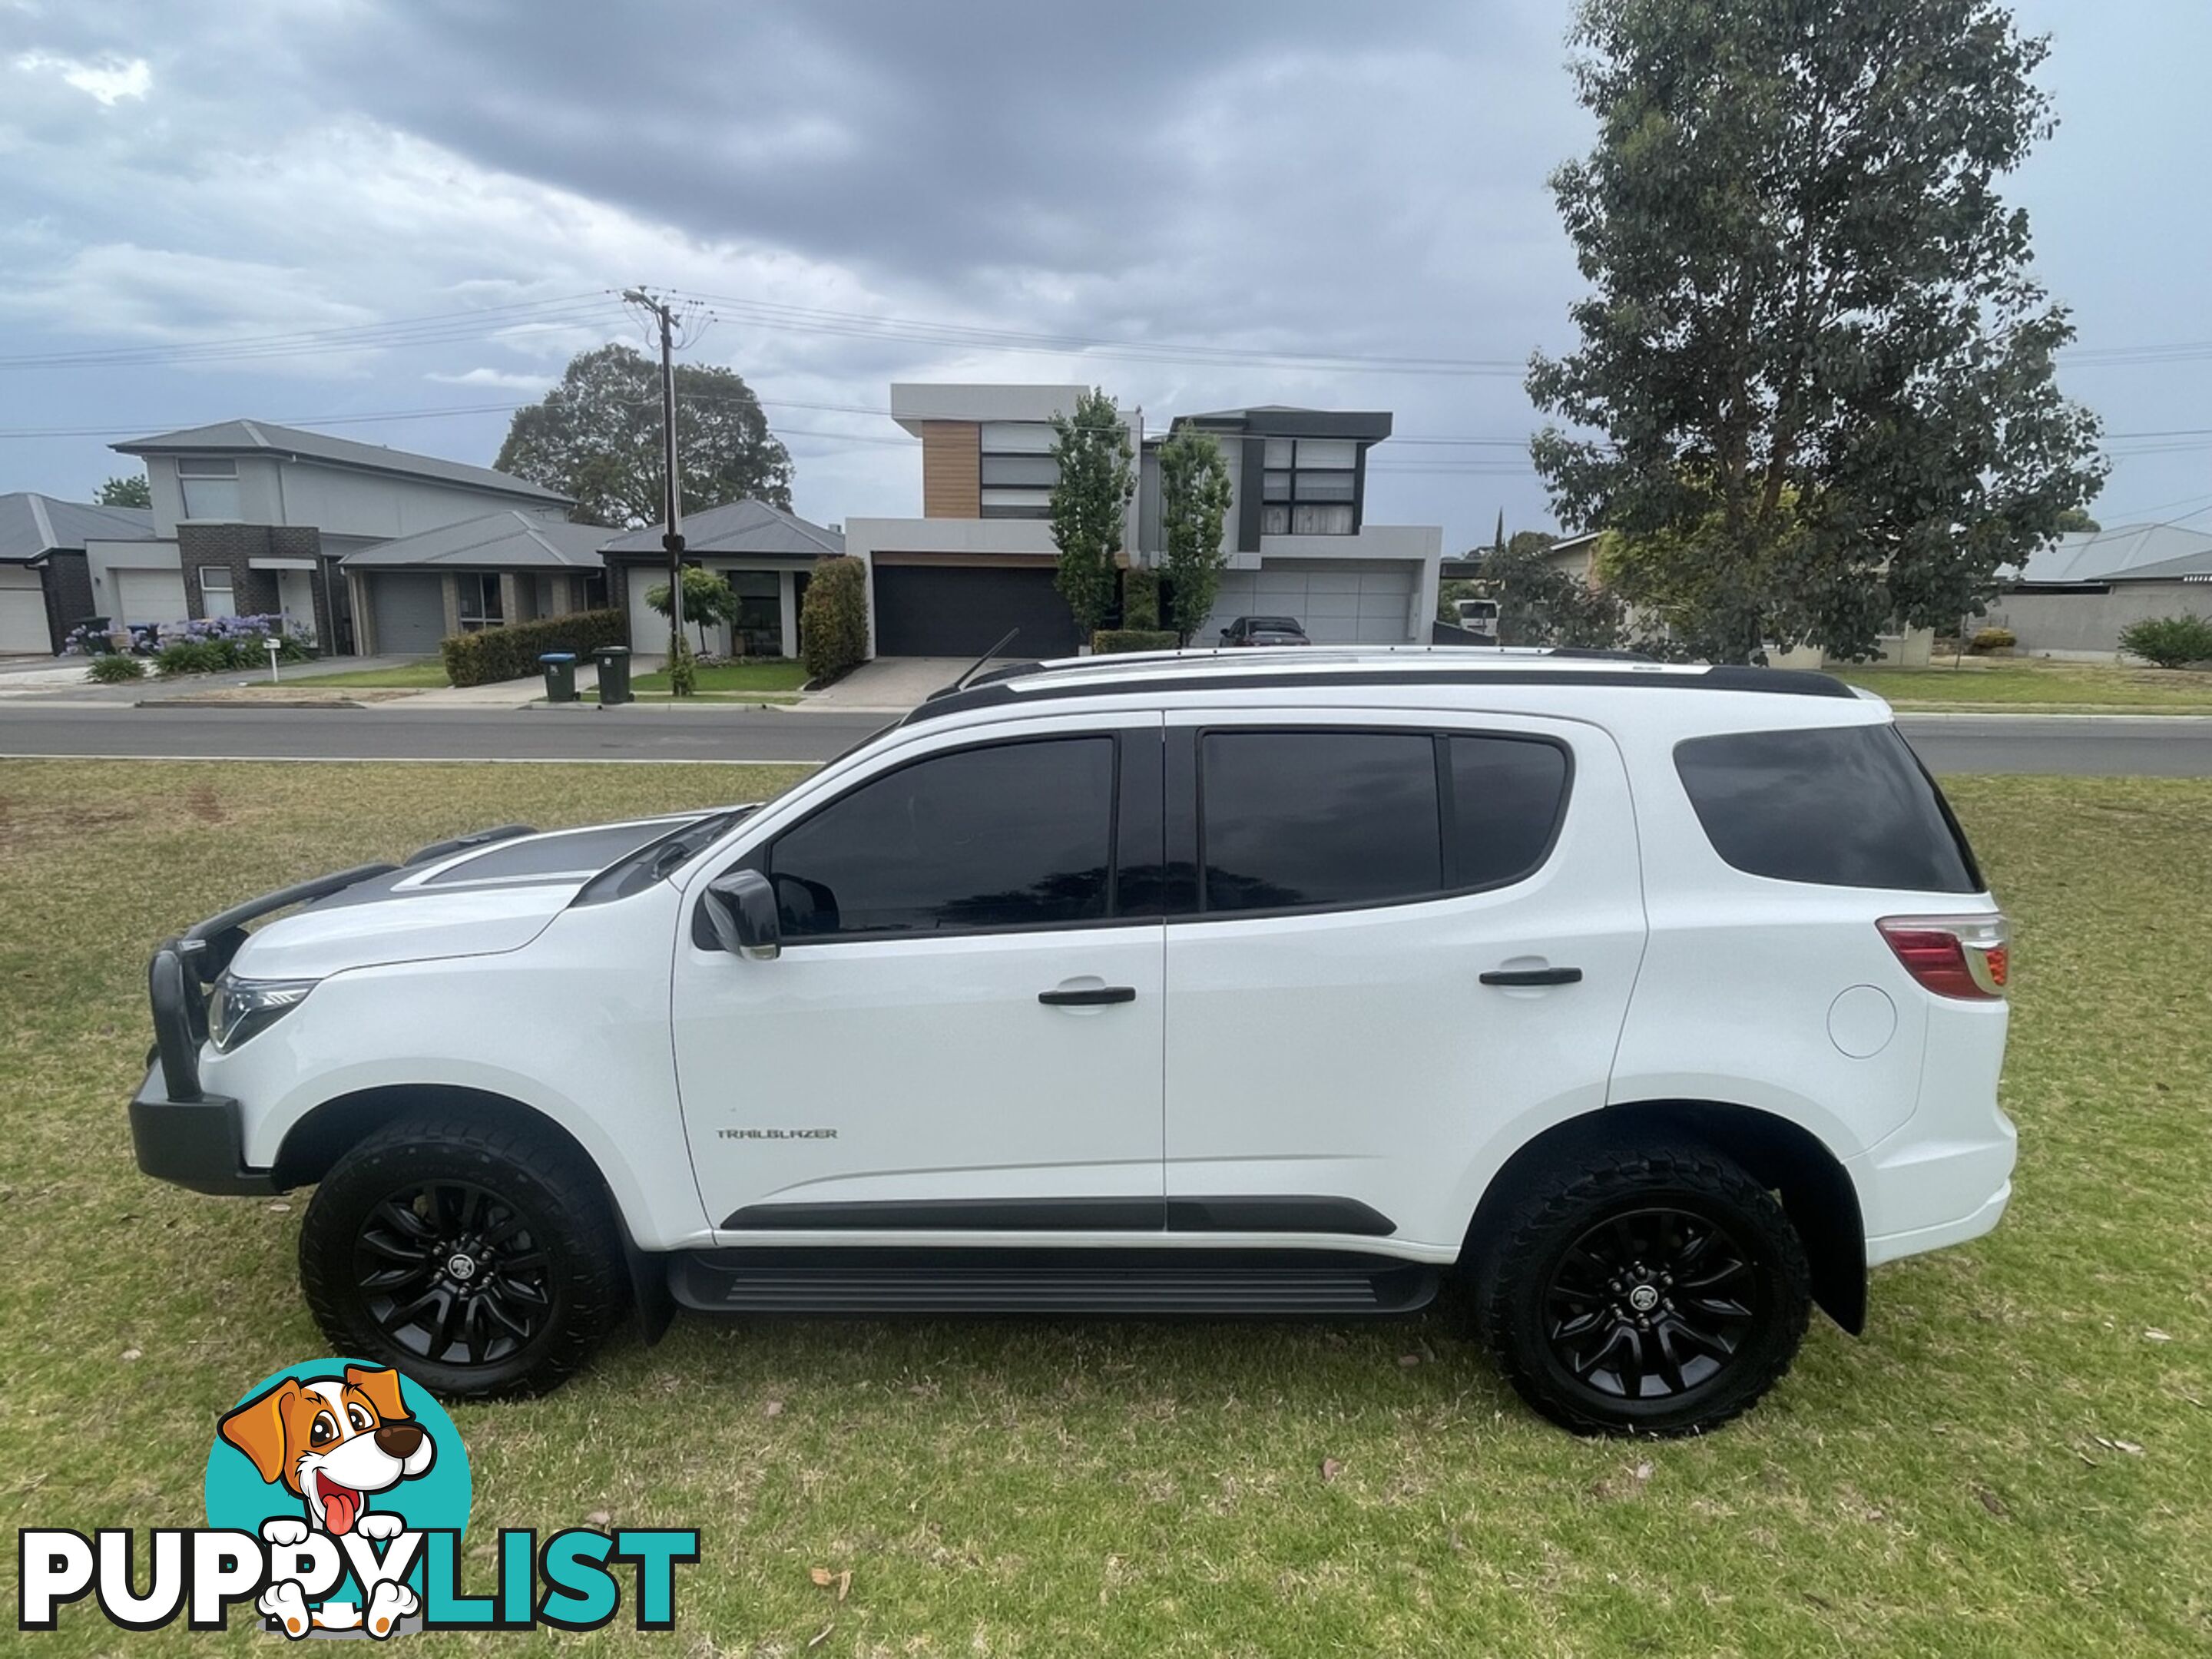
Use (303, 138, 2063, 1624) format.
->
(4, 0, 2208, 549)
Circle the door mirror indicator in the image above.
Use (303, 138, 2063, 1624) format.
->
(704, 869, 781, 961)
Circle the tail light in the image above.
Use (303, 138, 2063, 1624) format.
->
(1878, 914, 2009, 1001)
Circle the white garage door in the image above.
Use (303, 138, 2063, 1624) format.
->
(1200, 560, 1419, 646)
(112, 567, 190, 628)
(0, 567, 49, 654)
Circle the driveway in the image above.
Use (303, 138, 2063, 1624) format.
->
(796, 657, 991, 713)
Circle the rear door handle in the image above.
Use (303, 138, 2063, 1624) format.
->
(1038, 985, 1137, 1006)
(1480, 966, 1583, 987)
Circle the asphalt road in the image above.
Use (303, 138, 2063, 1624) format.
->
(2, 704, 2210, 775)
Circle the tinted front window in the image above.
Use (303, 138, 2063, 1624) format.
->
(1675, 725, 1981, 892)
(1447, 736, 1569, 887)
(1200, 730, 1441, 912)
(770, 738, 1114, 936)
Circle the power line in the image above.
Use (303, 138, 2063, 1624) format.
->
(672, 289, 1529, 379)
(0, 294, 626, 373)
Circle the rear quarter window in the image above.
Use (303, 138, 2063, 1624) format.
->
(1674, 725, 1982, 893)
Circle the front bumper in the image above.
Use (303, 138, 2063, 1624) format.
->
(129, 1065, 278, 1195)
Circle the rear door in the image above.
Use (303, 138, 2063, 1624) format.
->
(1161, 710, 1647, 1251)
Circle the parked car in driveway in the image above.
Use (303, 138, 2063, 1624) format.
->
(1218, 615, 1310, 647)
(132, 647, 2013, 1435)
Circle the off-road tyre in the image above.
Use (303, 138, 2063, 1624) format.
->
(300, 1113, 627, 1399)
(1478, 1140, 1811, 1436)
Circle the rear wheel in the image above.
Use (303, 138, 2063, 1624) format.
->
(300, 1114, 626, 1399)
(1478, 1141, 1810, 1436)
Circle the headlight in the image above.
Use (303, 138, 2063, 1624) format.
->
(210, 975, 320, 1052)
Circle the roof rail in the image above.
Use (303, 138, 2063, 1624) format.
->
(902, 653, 1853, 725)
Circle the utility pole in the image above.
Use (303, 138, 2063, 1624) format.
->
(621, 287, 684, 661)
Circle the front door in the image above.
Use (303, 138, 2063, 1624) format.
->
(673, 716, 1167, 1236)
(1161, 711, 1647, 1252)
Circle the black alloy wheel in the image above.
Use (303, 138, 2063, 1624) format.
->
(300, 1114, 626, 1399)
(1479, 1141, 1811, 1436)
(351, 1178, 553, 1368)
(1538, 1205, 1757, 1401)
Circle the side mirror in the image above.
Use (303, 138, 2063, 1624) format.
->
(702, 869, 781, 961)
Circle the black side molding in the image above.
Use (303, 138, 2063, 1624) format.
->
(1166, 1195, 1396, 1237)
(724, 1197, 1166, 1231)
(720, 1194, 1397, 1237)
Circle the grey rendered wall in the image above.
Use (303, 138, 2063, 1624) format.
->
(1988, 581, 2212, 655)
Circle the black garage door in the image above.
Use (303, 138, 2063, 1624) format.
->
(873, 565, 1081, 658)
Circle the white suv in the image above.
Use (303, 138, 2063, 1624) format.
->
(133, 650, 2015, 1435)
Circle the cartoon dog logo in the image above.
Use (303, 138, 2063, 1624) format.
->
(218, 1364, 435, 1637)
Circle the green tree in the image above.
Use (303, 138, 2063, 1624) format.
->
(1527, 0, 2104, 664)
(1048, 388, 1135, 644)
(2055, 506, 2101, 532)
(495, 343, 793, 528)
(1157, 428, 1233, 644)
(799, 555, 870, 684)
(644, 565, 741, 655)
(94, 474, 151, 508)
(1483, 538, 1624, 649)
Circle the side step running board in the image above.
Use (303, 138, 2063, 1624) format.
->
(669, 1253, 1438, 1319)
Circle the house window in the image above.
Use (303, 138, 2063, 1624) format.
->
(730, 571, 782, 657)
(979, 422, 1059, 519)
(457, 573, 504, 632)
(177, 458, 242, 522)
(1259, 437, 1359, 536)
(198, 565, 237, 619)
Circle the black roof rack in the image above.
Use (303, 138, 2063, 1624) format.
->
(902, 656, 1853, 726)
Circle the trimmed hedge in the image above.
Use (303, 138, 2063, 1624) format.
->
(440, 608, 628, 687)
(1969, 626, 2016, 654)
(1121, 568, 1162, 631)
(800, 556, 869, 684)
(1091, 628, 1181, 654)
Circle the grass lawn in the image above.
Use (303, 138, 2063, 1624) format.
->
(288, 661, 453, 688)
(631, 659, 813, 694)
(1831, 657, 2212, 711)
(1, 760, 2208, 1654)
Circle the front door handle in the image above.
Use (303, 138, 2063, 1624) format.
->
(1038, 985, 1137, 1006)
(1480, 966, 1583, 987)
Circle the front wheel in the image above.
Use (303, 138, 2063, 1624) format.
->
(299, 1114, 627, 1399)
(1478, 1141, 1811, 1436)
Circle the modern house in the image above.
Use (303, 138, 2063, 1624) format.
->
(339, 512, 612, 654)
(0, 493, 155, 653)
(602, 498, 844, 658)
(841, 385, 1142, 657)
(841, 384, 1442, 658)
(105, 419, 572, 652)
(1987, 522, 2212, 657)
(1159, 404, 1441, 646)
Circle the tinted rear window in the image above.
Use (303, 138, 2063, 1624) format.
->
(1197, 729, 1571, 914)
(1201, 730, 1441, 911)
(1674, 726, 1982, 892)
(1448, 736, 1571, 887)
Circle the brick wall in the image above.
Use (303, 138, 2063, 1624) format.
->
(176, 523, 334, 646)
